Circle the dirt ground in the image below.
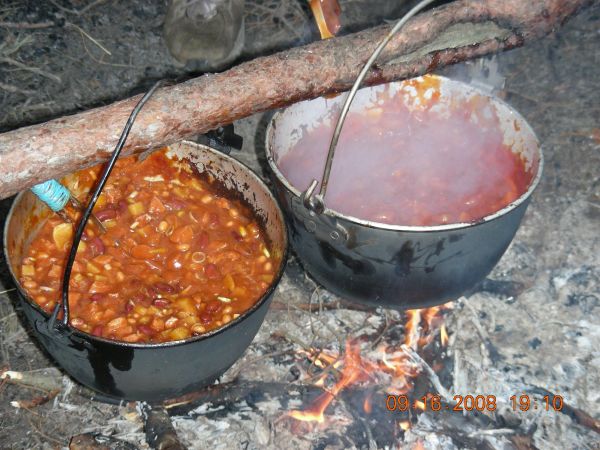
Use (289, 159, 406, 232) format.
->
(1, 1, 599, 449)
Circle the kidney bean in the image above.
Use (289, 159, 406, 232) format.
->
(125, 301, 134, 313)
(138, 325, 154, 335)
(205, 300, 222, 314)
(198, 231, 210, 250)
(95, 208, 117, 221)
(153, 282, 178, 294)
(89, 237, 105, 256)
(205, 263, 220, 279)
(117, 200, 128, 213)
(92, 325, 104, 336)
(128, 292, 145, 304)
(209, 213, 220, 226)
(165, 199, 186, 211)
(153, 298, 169, 308)
(90, 293, 103, 302)
(200, 312, 213, 324)
(231, 231, 243, 242)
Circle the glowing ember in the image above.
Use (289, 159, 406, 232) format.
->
(289, 341, 375, 423)
(414, 400, 426, 411)
(399, 421, 411, 431)
(363, 393, 373, 414)
(288, 304, 451, 424)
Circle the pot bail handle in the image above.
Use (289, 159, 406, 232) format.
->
(47, 80, 168, 334)
(304, 0, 439, 214)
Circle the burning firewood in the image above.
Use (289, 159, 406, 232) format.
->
(0, 0, 595, 199)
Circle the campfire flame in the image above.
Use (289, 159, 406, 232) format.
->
(440, 324, 449, 346)
(288, 304, 450, 424)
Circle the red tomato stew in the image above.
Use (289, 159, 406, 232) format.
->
(19, 149, 280, 343)
(277, 76, 537, 226)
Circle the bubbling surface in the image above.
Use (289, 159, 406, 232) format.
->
(276, 78, 534, 226)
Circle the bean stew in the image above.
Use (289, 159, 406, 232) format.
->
(18, 149, 278, 343)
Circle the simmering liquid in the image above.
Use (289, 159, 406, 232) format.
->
(277, 78, 534, 226)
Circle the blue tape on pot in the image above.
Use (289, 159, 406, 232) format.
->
(30, 180, 71, 212)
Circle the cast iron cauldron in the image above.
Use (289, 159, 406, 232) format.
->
(3, 141, 288, 401)
(265, 75, 542, 310)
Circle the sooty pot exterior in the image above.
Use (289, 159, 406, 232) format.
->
(15, 289, 273, 400)
(270, 182, 529, 309)
(266, 76, 542, 310)
(4, 141, 288, 401)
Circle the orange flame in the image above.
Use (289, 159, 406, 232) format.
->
(440, 324, 449, 346)
(399, 421, 411, 431)
(363, 393, 373, 414)
(288, 341, 373, 423)
(288, 304, 452, 424)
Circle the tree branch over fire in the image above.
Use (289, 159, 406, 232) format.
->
(0, 0, 595, 199)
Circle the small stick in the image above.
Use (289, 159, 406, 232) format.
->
(49, 0, 107, 16)
(1, 367, 64, 392)
(0, 82, 35, 95)
(271, 300, 371, 312)
(138, 402, 186, 450)
(70, 432, 139, 450)
(0, 288, 17, 295)
(66, 22, 112, 55)
(0, 56, 62, 83)
(401, 344, 453, 402)
(0, 21, 55, 29)
(11, 389, 60, 409)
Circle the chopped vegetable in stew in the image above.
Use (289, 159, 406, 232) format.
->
(19, 149, 277, 343)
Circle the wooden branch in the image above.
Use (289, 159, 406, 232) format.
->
(139, 403, 186, 450)
(69, 433, 139, 450)
(0, 0, 595, 199)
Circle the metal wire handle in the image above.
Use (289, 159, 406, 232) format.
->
(48, 80, 166, 332)
(305, 0, 439, 213)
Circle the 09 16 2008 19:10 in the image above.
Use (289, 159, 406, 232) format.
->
(385, 394, 564, 412)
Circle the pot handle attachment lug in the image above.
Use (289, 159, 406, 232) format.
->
(294, 194, 349, 244)
(35, 317, 95, 351)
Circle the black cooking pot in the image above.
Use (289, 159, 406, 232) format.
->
(265, 76, 542, 310)
(3, 141, 288, 401)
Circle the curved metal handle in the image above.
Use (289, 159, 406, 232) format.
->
(47, 80, 167, 334)
(306, 0, 439, 213)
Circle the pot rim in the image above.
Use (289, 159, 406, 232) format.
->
(3, 141, 289, 349)
(265, 76, 544, 233)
